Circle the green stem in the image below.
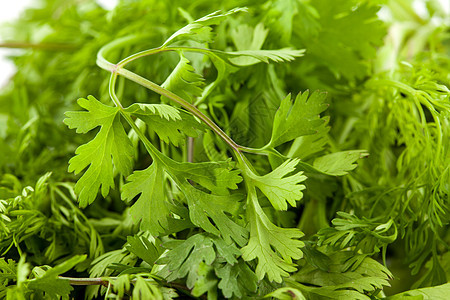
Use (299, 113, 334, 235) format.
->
(116, 46, 167, 68)
(116, 67, 242, 152)
(59, 276, 109, 286)
(0, 41, 77, 50)
(108, 72, 161, 158)
(98, 38, 248, 154)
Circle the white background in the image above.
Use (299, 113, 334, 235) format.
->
(0, 0, 35, 87)
(0, 0, 117, 87)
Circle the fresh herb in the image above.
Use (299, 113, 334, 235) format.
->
(0, 0, 448, 299)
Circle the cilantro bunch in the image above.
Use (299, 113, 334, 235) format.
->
(0, 0, 449, 299)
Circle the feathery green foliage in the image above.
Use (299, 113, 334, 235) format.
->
(0, 0, 449, 299)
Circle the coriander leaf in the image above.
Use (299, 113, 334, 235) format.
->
(241, 189, 304, 282)
(223, 48, 305, 66)
(163, 7, 247, 46)
(207, 236, 240, 265)
(160, 156, 242, 195)
(229, 20, 301, 66)
(231, 23, 269, 52)
(133, 110, 203, 146)
(287, 116, 330, 160)
(151, 154, 247, 245)
(301, 243, 332, 272)
(161, 54, 204, 104)
(157, 234, 239, 289)
(27, 255, 86, 299)
(0, 258, 17, 286)
(191, 262, 218, 298)
(297, 0, 386, 80)
(64, 96, 134, 207)
(291, 251, 392, 296)
(124, 103, 181, 121)
(264, 0, 301, 44)
(294, 284, 372, 300)
(313, 150, 368, 176)
(183, 184, 248, 246)
(385, 283, 450, 299)
(210, 48, 305, 68)
(121, 162, 170, 235)
(90, 249, 136, 278)
(216, 260, 258, 298)
(269, 90, 329, 148)
(132, 276, 164, 300)
(250, 159, 306, 211)
(108, 275, 131, 299)
(126, 235, 163, 266)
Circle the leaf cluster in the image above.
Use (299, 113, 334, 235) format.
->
(0, 0, 449, 299)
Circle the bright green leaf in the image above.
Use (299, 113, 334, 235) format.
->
(161, 54, 204, 104)
(313, 150, 368, 176)
(241, 190, 304, 282)
(64, 96, 134, 207)
(121, 162, 170, 235)
(269, 90, 329, 148)
(250, 159, 306, 211)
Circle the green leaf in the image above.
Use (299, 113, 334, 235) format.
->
(298, 0, 386, 80)
(64, 96, 134, 207)
(191, 262, 218, 298)
(132, 276, 164, 300)
(121, 162, 170, 235)
(161, 54, 204, 104)
(16, 256, 29, 286)
(231, 23, 269, 52)
(124, 103, 181, 121)
(126, 235, 163, 266)
(287, 116, 330, 160)
(317, 212, 397, 255)
(161, 156, 242, 195)
(291, 251, 392, 298)
(108, 275, 131, 299)
(301, 242, 332, 272)
(313, 150, 368, 176)
(269, 90, 329, 148)
(27, 255, 86, 299)
(241, 189, 304, 282)
(90, 249, 136, 278)
(219, 48, 305, 67)
(134, 110, 203, 146)
(385, 283, 450, 299)
(216, 260, 258, 298)
(183, 185, 248, 246)
(163, 7, 247, 46)
(250, 159, 307, 211)
(0, 258, 17, 285)
(157, 234, 239, 289)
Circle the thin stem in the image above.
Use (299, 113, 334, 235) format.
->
(59, 276, 205, 299)
(108, 73, 124, 109)
(0, 41, 77, 50)
(116, 67, 242, 152)
(116, 46, 167, 68)
(98, 38, 242, 152)
(109, 72, 161, 158)
(187, 137, 194, 163)
(59, 276, 109, 286)
(97, 35, 143, 72)
(97, 36, 272, 157)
